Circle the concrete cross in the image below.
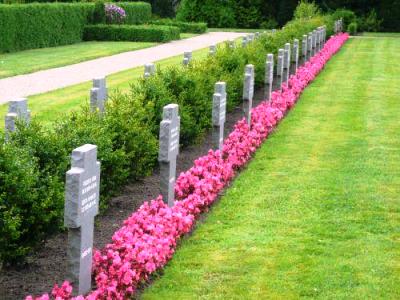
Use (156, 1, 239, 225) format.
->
(302, 35, 308, 62)
(264, 53, 274, 100)
(144, 63, 156, 78)
(90, 77, 108, 113)
(284, 43, 291, 82)
(212, 82, 227, 150)
(307, 33, 313, 59)
(64, 144, 100, 296)
(209, 44, 217, 56)
(277, 49, 284, 88)
(243, 64, 254, 126)
(5, 98, 31, 137)
(293, 39, 299, 72)
(158, 104, 180, 207)
(183, 51, 192, 66)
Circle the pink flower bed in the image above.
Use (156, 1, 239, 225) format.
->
(27, 33, 349, 300)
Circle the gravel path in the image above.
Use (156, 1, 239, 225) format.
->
(0, 32, 245, 105)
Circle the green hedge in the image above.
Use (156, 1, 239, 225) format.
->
(83, 24, 180, 42)
(118, 2, 152, 24)
(150, 19, 207, 33)
(0, 3, 93, 53)
(0, 15, 334, 264)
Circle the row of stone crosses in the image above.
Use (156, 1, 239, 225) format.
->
(3, 23, 342, 295)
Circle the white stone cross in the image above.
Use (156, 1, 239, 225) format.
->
(5, 98, 30, 137)
(243, 64, 254, 126)
(64, 144, 100, 296)
(265, 53, 274, 100)
(90, 77, 108, 113)
(158, 104, 180, 207)
(144, 63, 156, 78)
(212, 82, 227, 150)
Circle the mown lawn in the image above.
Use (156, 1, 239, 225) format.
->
(0, 41, 157, 79)
(141, 36, 400, 299)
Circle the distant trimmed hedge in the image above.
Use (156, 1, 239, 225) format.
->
(0, 3, 93, 52)
(118, 2, 152, 24)
(83, 24, 180, 42)
(150, 19, 207, 33)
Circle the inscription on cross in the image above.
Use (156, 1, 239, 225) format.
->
(264, 53, 274, 100)
(64, 144, 100, 296)
(243, 64, 254, 126)
(212, 82, 227, 150)
(158, 104, 180, 207)
(90, 77, 108, 113)
(5, 98, 31, 136)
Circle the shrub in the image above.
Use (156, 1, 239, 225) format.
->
(331, 9, 357, 32)
(150, 19, 207, 33)
(0, 3, 94, 53)
(93, 0, 106, 24)
(118, 2, 152, 24)
(83, 24, 180, 42)
(105, 3, 126, 24)
(294, 0, 321, 20)
(348, 22, 358, 35)
(176, 0, 237, 28)
(358, 9, 382, 32)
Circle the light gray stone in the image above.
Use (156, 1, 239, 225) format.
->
(284, 43, 291, 83)
(209, 44, 217, 56)
(144, 63, 156, 78)
(307, 33, 313, 58)
(212, 82, 226, 150)
(302, 35, 308, 58)
(158, 104, 180, 207)
(5, 98, 30, 137)
(293, 39, 299, 71)
(64, 144, 100, 296)
(183, 51, 192, 66)
(277, 49, 284, 88)
(265, 53, 274, 100)
(243, 64, 254, 125)
(90, 77, 108, 113)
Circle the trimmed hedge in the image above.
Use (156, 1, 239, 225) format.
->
(150, 18, 207, 33)
(118, 2, 152, 24)
(0, 3, 93, 53)
(0, 15, 334, 264)
(83, 24, 180, 42)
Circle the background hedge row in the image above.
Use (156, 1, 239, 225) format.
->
(84, 24, 180, 42)
(0, 11, 334, 264)
(150, 18, 207, 33)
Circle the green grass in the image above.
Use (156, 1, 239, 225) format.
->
(0, 41, 157, 79)
(141, 36, 400, 299)
(362, 32, 400, 37)
(0, 38, 242, 128)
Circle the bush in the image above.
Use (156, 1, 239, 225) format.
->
(348, 22, 358, 35)
(150, 19, 207, 33)
(105, 3, 126, 24)
(294, 0, 321, 20)
(0, 14, 333, 264)
(93, 0, 106, 24)
(118, 2, 152, 24)
(176, 0, 236, 28)
(358, 9, 382, 32)
(0, 3, 94, 53)
(331, 9, 356, 32)
(83, 24, 180, 42)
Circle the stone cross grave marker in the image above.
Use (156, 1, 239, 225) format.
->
(313, 30, 318, 54)
(64, 144, 100, 296)
(144, 63, 156, 78)
(5, 98, 31, 136)
(209, 44, 216, 56)
(277, 49, 284, 88)
(307, 33, 313, 59)
(264, 53, 274, 100)
(90, 77, 108, 113)
(302, 35, 308, 62)
(183, 51, 192, 66)
(212, 82, 227, 150)
(284, 43, 291, 82)
(158, 104, 180, 207)
(293, 39, 299, 72)
(243, 64, 254, 126)
(242, 36, 248, 47)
